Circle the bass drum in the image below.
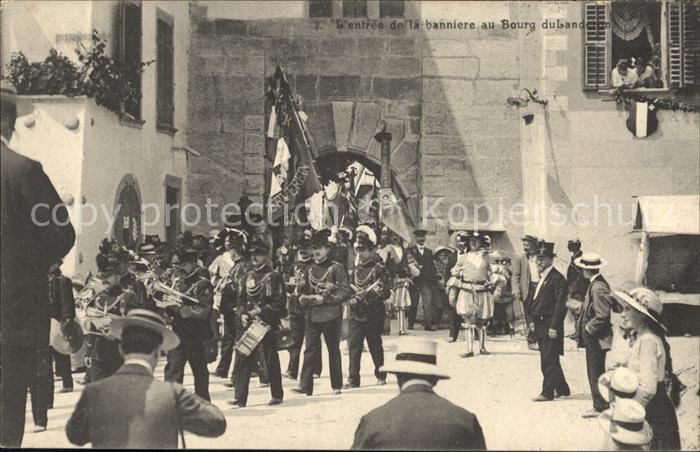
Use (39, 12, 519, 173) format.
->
(50, 318, 84, 355)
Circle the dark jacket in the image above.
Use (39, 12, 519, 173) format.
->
(566, 251, 588, 301)
(351, 384, 486, 450)
(529, 267, 568, 355)
(1, 142, 75, 347)
(170, 267, 214, 343)
(48, 272, 76, 321)
(237, 263, 287, 327)
(576, 275, 615, 350)
(349, 252, 390, 321)
(66, 363, 226, 448)
(406, 244, 438, 287)
(287, 257, 312, 316)
(301, 257, 353, 323)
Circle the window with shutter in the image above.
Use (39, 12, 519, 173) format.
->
(343, 0, 368, 18)
(309, 0, 333, 18)
(156, 9, 175, 132)
(379, 1, 405, 18)
(669, 2, 700, 87)
(118, 0, 142, 119)
(582, 2, 610, 90)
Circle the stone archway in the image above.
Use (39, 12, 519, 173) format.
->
(112, 174, 143, 250)
(303, 100, 421, 220)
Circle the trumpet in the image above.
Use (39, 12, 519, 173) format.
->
(75, 277, 108, 309)
(150, 281, 204, 310)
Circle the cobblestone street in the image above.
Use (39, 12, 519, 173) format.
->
(22, 326, 700, 450)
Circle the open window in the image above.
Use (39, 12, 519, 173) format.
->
(582, 1, 699, 91)
(116, 0, 143, 119)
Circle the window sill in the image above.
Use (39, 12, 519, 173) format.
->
(157, 123, 178, 136)
(119, 114, 145, 129)
(599, 87, 672, 94)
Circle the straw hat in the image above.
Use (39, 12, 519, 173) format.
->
(598, 399, 653, 446)
(0, 79, 33, 117)
(613, 287, 666, 333)
(598, 367, 640, 403)
(110, 309, 179, 352)
(574, 252, 607, 270)
(380, 338, 450, 379)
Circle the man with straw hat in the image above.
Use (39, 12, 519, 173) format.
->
(66, 309, 226, 448)
(352, 337, 486, 450)
(1, 79, 76, 447)
(575, 252, 616, 418)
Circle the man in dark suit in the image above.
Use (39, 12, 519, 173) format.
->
(1, 80, 76, 447)
(406, 229, 439, 331)
(575, 253, 615, 417)
(565, 239, 588, 340)
(529, 242, 570, 402)
(351, 338, 486, 450)
(66, 309, 226, 448)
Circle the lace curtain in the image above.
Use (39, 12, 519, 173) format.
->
(612, 4, 655, 48)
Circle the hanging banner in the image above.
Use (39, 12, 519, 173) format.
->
(267, 165, 311, 222)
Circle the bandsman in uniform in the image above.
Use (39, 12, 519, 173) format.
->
(116, 249, 152, 310)
(85, 257, 139, 382)
(344, 225, 390, 389)
(163, 248, 214, 401)
(284, 229, 321, 380)
(447, 232, 493, 358)
(230, 240, 286, 408)
(291, 229, 353, 396)
(212, 229, 248, 380)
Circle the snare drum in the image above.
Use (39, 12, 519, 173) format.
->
(235, 319, 271, 356)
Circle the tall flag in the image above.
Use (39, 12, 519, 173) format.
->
(265, 67, 323, 222)
(379, 188, 414, 243)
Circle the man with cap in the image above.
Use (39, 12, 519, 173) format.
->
(212, 229, 249, 380)
(530, 241, 571, 401)
(284, 228, 321, 380)
(230, 239, 286, 408)
(66, 309, 226, 448)
(406, 229, 439, 331)
(512, 234, 540, 350)
(566, 239, 588, 340)
(164, 248, 215, 401)
(116, 248, 152, 311)
(575, 252, 616, 417)
(344, 225, 391, 389)
(292, 228, 353, 396)
(1, 80, 76, 447)
(351, 338, 486, 450)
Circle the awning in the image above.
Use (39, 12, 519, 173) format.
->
(633, 195, 700, 236)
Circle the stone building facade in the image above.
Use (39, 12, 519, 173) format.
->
(187, 1, 699, 287)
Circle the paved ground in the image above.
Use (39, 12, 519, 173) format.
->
(22, 325, 700, 450)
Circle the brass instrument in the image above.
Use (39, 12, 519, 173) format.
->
(149, 281, 205, 310)
(84, 289, 132, 337)
(75, 277, 107, 309)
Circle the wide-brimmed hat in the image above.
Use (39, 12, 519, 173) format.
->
(598, 367, 640, 403)
(598, 399, 653, 446)
(0, 79, 33, 117)
(455, 231, 470, 243)
(412, 228, 428, 237)
(613, 287, 666, 333)
(337, 226, 354, 240)
(138, 244, 156, 255)
(434, 246, 454, 257)
(575, 252, 607, 270)
(380, 338, 450, 379)
(110, 309, 180, 352)
(536, 241, 556, 257)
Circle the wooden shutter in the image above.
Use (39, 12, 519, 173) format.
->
(669, 2, 700, 87)
(157, 15, 174, 128)
(582, 2, 610, 90)
(123, 1, 142, 118)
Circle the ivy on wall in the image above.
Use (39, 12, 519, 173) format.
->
(5, 30, 152, 117)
